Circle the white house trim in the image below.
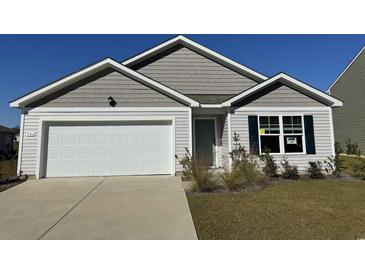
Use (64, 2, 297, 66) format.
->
(200, 104, 224, 108)
(329, 108, 336, 156)
(328, 46, 365, 93)
(122, 35, 268, 82)
(10, 58, 199, 108)
(222, 73, 343, 107)
(234, 106, 331, 112)
(256, 113, 307, 156)
(16, 113, 25, 175)
(227, 110, 232, 169)
(188, 108, 192, 153)
(28, 107, 190, 113)
(36, 115, 176, 179)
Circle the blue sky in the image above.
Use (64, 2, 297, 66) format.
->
(1, 34, 365, 127)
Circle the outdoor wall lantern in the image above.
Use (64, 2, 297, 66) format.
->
(108, 96, 117, 107)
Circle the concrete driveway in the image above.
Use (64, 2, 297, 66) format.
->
(0, 176, 197, 240)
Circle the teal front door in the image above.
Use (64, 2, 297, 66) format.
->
(194, 119, 216, 166)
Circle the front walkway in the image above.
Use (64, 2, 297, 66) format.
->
(0, 176, 197, 240)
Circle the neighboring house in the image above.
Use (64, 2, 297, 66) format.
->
(10, 35, 342, 178)
(329, 46, 365, 153)
(0, 125, 17, 157)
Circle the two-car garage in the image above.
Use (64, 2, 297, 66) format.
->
(42, 121, 173, 177)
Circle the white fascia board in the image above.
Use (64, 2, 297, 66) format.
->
(122, 35, 268, 82)
(200, 104, 224, 108)
(222, 73, 343, 107)
(328, 45, 365, 93)
(10, 58, 199, 108)
(28, 107, 190, 113)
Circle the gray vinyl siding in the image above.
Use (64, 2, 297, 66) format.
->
(135, 46, 258, 95)
(235, 83, 324, 107)
(19, 110, 190, 175)
(26, 69, 184, 108)
(331, 49, 365, 153)
(230, 108, 333, 171)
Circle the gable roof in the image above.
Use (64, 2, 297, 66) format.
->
(328, 45, 365, 92)
(122, 35, 268, 82)
(10, 58, 199, 108)
(222, 73, 343, 107)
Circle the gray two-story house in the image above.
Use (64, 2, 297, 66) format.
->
(329, 46, 365, 153)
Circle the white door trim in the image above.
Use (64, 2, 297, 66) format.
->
(193, 117, 219, 168)
(36, 116, 175, 179)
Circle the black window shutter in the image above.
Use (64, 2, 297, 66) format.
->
(304, 115, 316, 154)
(248, 115, 259, 155)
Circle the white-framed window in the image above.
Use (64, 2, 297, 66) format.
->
(282, 116, 304, 153)
(258, 116, 281, 154)
(258, 115, 306, 155)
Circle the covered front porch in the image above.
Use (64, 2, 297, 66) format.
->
(192, 107, 230, 169)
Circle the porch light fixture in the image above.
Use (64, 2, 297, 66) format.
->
(108, 96, 117, 107)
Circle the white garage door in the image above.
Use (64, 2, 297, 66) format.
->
(45, 121, 172, 177)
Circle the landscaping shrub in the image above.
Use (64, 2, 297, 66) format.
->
(281, 158, 299, 179)
(307, 161, 324, 179)
(175, 148, 193, 181)
(352, 160, 365, 180)
(176, 148, 218, 192)
(220, 168, 241, 191)
(345, 138, 361, 156)
(260, 152, 278, 178)
(190, 159, 218, 192)
(324, 142, 344, 177)
(236, 160, 265, 187)
(229, 132, 248, 167)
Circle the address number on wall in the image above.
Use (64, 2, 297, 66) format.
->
(24, 131, 38, 137)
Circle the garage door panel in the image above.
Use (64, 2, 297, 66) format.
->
(94, 147, 110, 159)
(78, 161, 94, 175)
(79, 135, 93, 145)
(60, 161, 77, 175)
(45, 122, 172, 177)
(94, 162, 111, 174)
(78, 149, 93, 160)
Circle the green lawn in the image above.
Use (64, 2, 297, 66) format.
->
(187, 180, 365, 240)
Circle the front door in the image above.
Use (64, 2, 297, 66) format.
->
(194, 119, 216, 166)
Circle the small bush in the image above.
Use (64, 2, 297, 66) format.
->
(175, 148, 193, 181)
(191, 159, 218, 192)
(220, 168, 241, 191)
(352, 160, 365, 180)
(281, 158, 299, 179)
(345, 138, 361, 156)
(307, 161, 324, 179)
(324, 142, 344, 177)
(260, 152, 278, 178)
(236, 160, 266, 187)
(176, 148, 218, 192)
(229, 132, 248, 167)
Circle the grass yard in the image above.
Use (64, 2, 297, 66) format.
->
(188, 180, 365, 240)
